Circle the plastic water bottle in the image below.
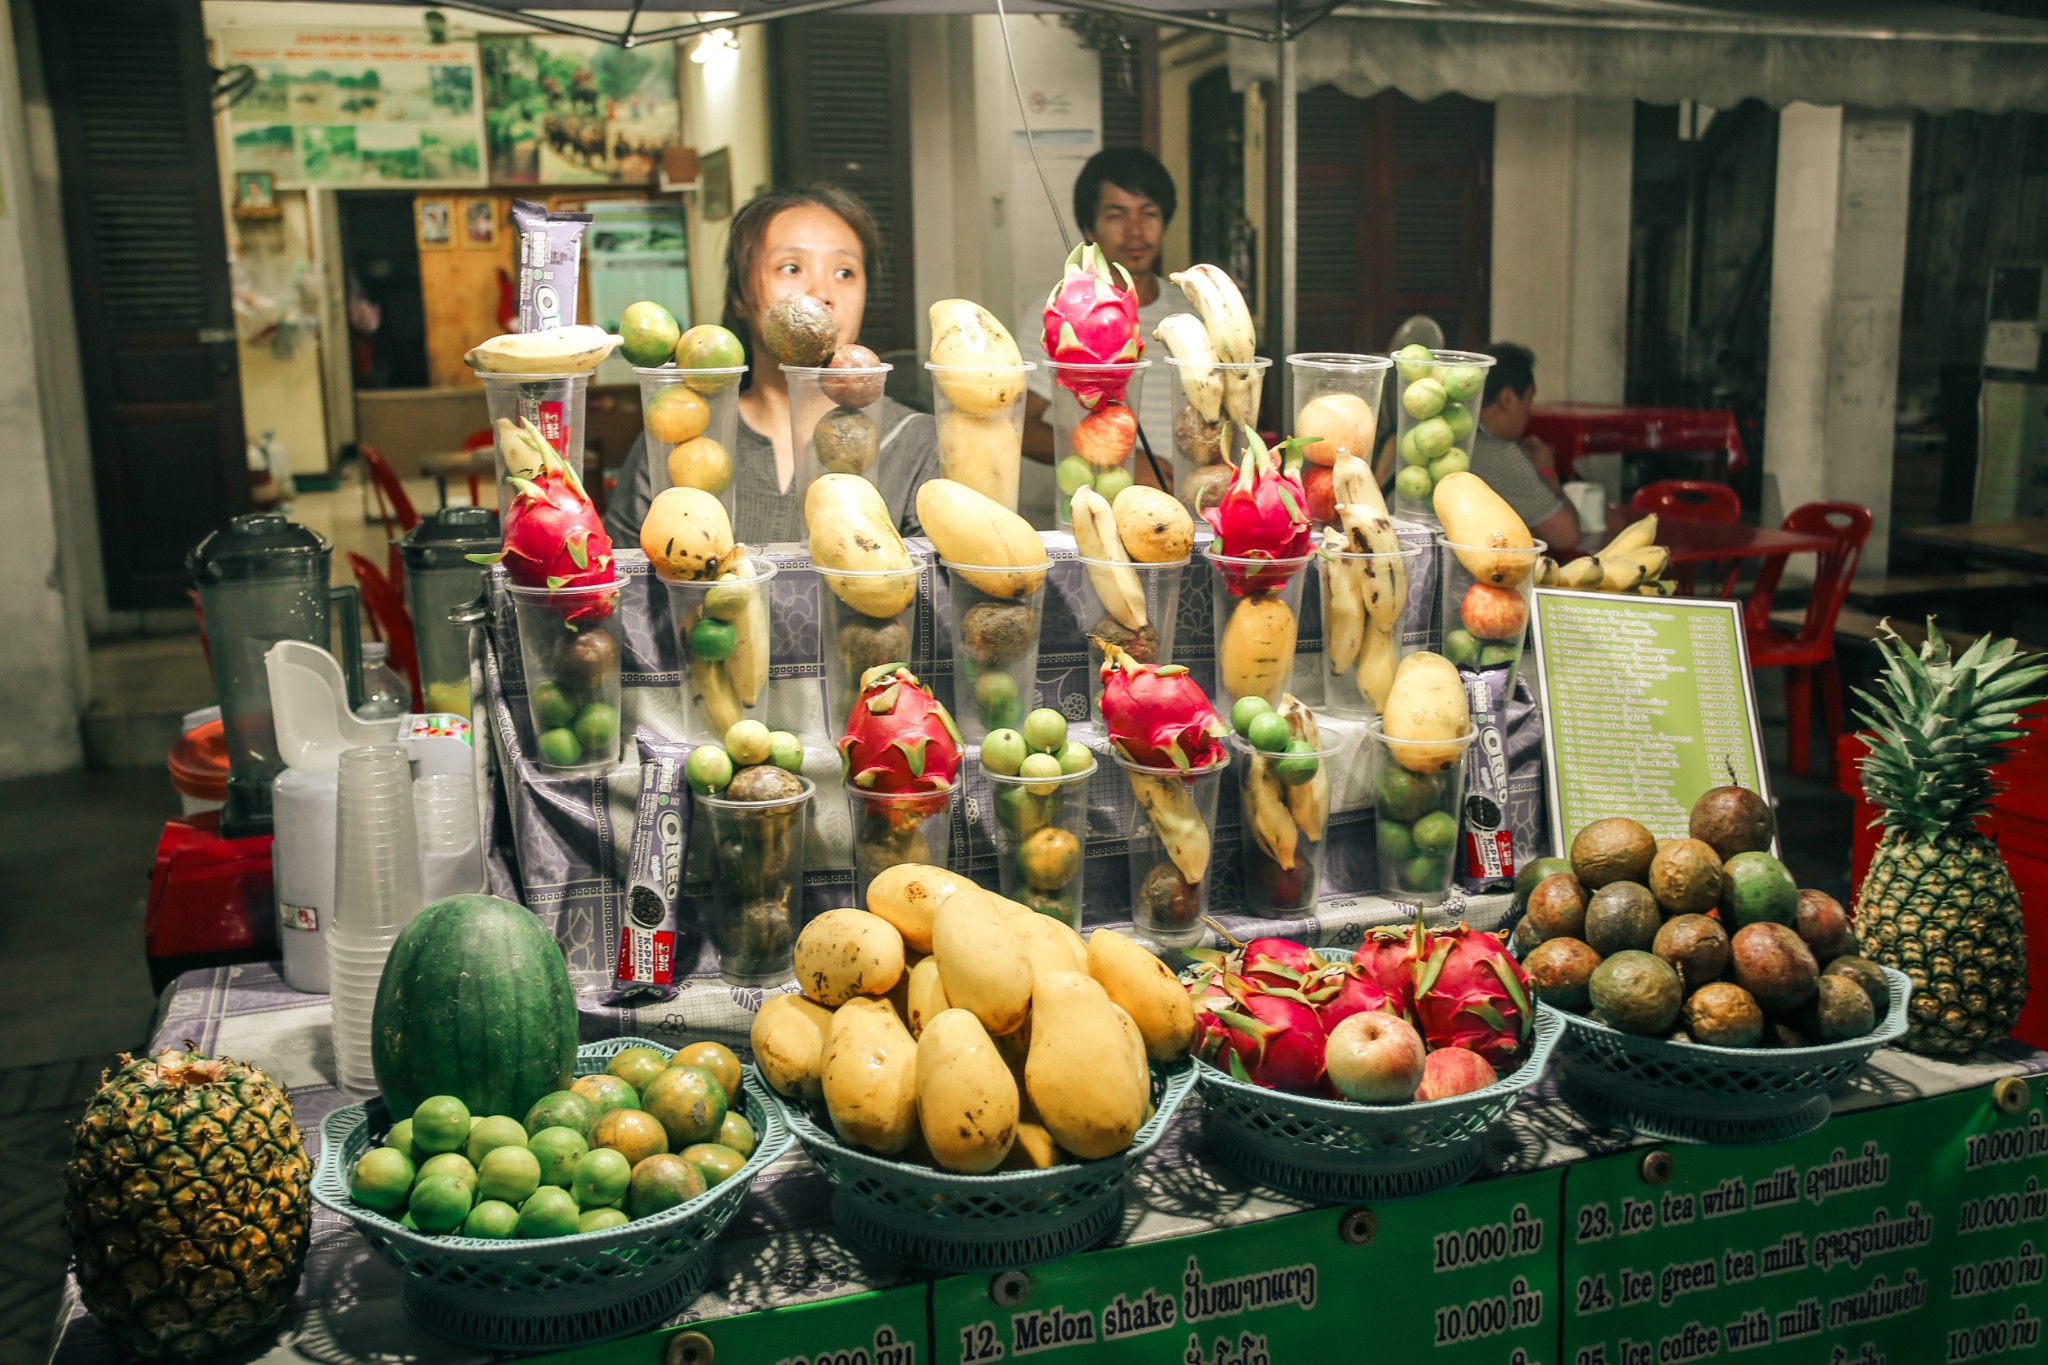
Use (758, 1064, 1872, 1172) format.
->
(355, 641, 409, 720)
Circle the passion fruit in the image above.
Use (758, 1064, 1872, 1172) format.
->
(1525, 873, 1589, 942)
(1652, 913, 1732, 989)
(1524, 937, 1602, 1011)
(1682, 981, 1765, 1047)
(1792, 974, 1877, 1042)
(1729, 922, 1819, 1014)
(1569, 817, 1657, 888)
(1587, 950, 1684, 1035)
(1648, 837, 1724, 913)
(1794, 889, 1858, 960)
(1689, 781, 1776, 861)
(1822, 955, 1890, 1020)
(1584, 882, 1660, 956)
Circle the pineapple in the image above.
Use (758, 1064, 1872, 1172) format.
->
(64, 1049, 310, 1360)
(1851, 620, 2048, 1055)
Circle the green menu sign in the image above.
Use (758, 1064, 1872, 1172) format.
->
(1529, 589, 1772, 853)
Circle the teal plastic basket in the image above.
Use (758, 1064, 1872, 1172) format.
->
(311, 1038, 790, 1351)
(1552, 966, 1913, 1145)
(1197, 1008, 1560, 1202)
(774, 1059, 1195, 1272)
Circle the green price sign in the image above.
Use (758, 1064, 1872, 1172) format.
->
(1529, 590, 1771, 852)
(931, 1168, 1563, 1363)
(1560, 1080, 2048, 1365)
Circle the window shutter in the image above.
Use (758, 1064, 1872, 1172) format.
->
(1295, 86, 1367, 353)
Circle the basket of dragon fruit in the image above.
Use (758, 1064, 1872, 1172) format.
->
(1188, 924, 1558, 1202)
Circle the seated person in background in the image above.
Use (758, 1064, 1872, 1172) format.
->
(1471, 342, 1580, 557)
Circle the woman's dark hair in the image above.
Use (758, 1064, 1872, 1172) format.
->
(1073, 147, 1177, 234)
(1483, 341, 1537, 407)
(720, 183, 882, 354)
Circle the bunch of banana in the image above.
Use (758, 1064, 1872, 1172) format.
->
(1533, 513, 1679, 596)
(1126, 771, 1212, 883)
(1070, 487, 1146, 631)
(1320, 455, 1408, 707)
(1153, 314, 1222, 425)
(1170, 265, 1260, 428)
(1278, 695, 1328, 841)
(465, 324, 620, 375)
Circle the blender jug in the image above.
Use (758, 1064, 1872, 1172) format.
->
(188, 513, 362, 837)
(398, 505, 500, 716)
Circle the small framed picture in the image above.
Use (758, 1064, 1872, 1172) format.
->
(232, 171, 277, 218)
(417, 198, 452, 250)
(462, 197, 497, 249)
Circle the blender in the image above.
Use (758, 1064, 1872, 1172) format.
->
(187, 513, 362, 838)
(398, 505, 500, 716)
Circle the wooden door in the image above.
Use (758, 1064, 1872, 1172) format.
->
(36, 0, 248, 609)
(772, 18, 916, 355)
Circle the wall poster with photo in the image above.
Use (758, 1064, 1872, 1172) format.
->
(462, 196, 498, 248)
(481, 35, 681, 184)
(417, 198, 453, 249)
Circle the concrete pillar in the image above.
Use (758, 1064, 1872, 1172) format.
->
(1490, 96, 1633, 404)
(1764, 105, 1912, 574)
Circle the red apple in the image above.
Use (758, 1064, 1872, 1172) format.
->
(1072, 402, 1138, 467)
(1325, 1011, 1428, 1103)
(1416, 1046, 1497, 1101)
(1459, 582, 1528, 642)
(1302, 462, 1337, 524)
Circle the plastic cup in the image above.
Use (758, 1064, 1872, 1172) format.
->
(1047, 361, 1150, 526)
(667, 547, 778, 745)
(1318, 541, 1428, 718)
(327, 921, 402, 1094)
(985, 756, 1096, 929)
(332, 744, 425, 936)
(1205, 547, 1315, 717)
(1163, 356, 1270, 518)
(1077, 554, 1187, 724)
(479, 372, 589, 520)
(1116, 752, 1230, 947)
(1231, 732, 1342, 916)
(1390, 349, 1495, 523)
(816, 550, 927, 732)
(1436, 538, 1547, 688)
(846, 781, 956, 909)
(941, 558, 1047, 744)
(1288, 353, 1392, 527)
(785, 361, 894, 501)
(636, 365, 746, 524)
(506, 580, 624, 772)
(415, 772, 484, 900)
(697, 775, 815, 986)
(927, 362, 1035, 512)
(1366, 719, 1478, 906)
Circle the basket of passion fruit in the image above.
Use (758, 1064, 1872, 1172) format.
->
(1515, 782, 1910, 1145)
(312, 1036, 788, 1351)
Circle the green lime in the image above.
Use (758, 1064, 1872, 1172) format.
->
(1093, 466, 1135, 501)
(407, 1173, 474, 1233)
(1398, 428, 1431, 467)
(466, 1115, 529, 1167)
(528, 1126, 590, 1188)
(533, 681, 577, 730)
(1018, 752, 1063, 797)
(1056, 455, 1094, 497)
(716, 1111, 757, 1159)
(1395, 465, 1434, 502)
(538, 727, 583, 767)
(1395, 343, 1436, 382)
(1411, 416, 1454, 461)
(398, 1212, 419, 1230)
(619, 300, 682, 369)
(516, 1185, 582, 1239)
(571, 1072, 641, 1116)
(579, 1207, 631, 1233)
(1055, 740, 1094, 776)
(477, 1144, 542, 1204)
(1375, 765, 1438, 821)
(1402, 377, 1447, 420)
(1429, 450, 1470, 483)
(1480, 644, 1518, 667)
(685, 745, 734, 795)
(1274, 739, 1320, 786)
(995, 784, 1050, 836)
(703, 576, 751, 621)
(1246, 711, 1291, 754)
(724, 719, 772, 766)
(769, 730, 805, 771)
(384, 1117, 416, 1160)
(1230, 695, 1273, 737)
(412, 1096, 471, 1154)
(689, 616, 738, 662)
(1439, 364, 1485, 404)
(1023, 708, 1067, 753)
(1442, 629, 1480, 667)
(1413, 810, 1458, 855)
(975, 671, 1021, 730)
(980, 728, 1027, 776)
(570, 1146, 633, 1208)
(642, 1066, 728, 1148)
(1443, 402, 1475, 442)
(524, 1089, 599, 1140)
(1401, 853, 1447, 889)
(672, 1042, 742, 1100)
(417, 1152, 477, 1193)
(574, 703, 619, 755)
(462, 1198, 520, 1239)
(676, 322, 745, 375)
(627, 1153, 707, 1218)
(680, 1142, 748, 1188)
(607, 1045, 672, 1095)
(1377, 819, 1416, 861)
(349, 1146, 415, 1212)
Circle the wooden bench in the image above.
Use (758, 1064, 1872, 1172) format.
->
(1845, 570, 2048, 612)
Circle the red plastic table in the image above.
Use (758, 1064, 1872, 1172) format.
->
(1527, 403, 1747, 482)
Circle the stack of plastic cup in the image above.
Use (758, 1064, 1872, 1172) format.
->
(329, 744, 427, 1095)
(414, 772, 484, 901)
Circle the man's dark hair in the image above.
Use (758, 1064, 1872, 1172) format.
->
(1483, 341, 1536, 407)
(721, 182, 881, 344)
(1073, 147, 1176, 234)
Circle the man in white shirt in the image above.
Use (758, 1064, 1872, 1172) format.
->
(1023, 148, 1180, 494)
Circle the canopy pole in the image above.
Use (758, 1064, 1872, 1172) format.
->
(1277, 7, 1297, 418)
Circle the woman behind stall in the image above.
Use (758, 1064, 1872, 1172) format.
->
(603, 184, 940, 546)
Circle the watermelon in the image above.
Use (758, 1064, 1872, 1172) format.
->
(371, 895, 578, 1121)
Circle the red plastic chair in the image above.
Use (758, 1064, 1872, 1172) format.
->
(1632, 481, 1741, 596)
(1741, 501, 1873, 776)
(359, 444, 420, 584)
(461, 427, 494, 509)
(346, 551, 422, 711)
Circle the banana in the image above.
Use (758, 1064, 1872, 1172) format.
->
(1243, 754, 1297, 870)
(1358, 624, 1398, 710)
(1278, 694, 1329, 840)
(1555, 555, 1606, 590)
(1320, 526, 1365, 673)
(1331, 454, 1390, 519)
(494, 417, 550, 481)
(1600, 546, 1670, 592)
(1126, 771, 1212, 884)
(1598, 513, 1659, 559)
(465, 324, 620, 375)
(724, 550, 772, 706)
(1536, 557, 1558, 588)
(1070, 487, 1147, 631)
(1152, 313, 1222, 423)
(688, 654, 745, 735)
(1170, 265, 1259, 428)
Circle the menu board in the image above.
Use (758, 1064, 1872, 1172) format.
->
(1528, 589, 1770, 853)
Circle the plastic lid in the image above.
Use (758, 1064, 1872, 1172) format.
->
(398, 505, 502, 571)
(363, 641, 388, 663)
(187, 513, 329, 584)
(167, 718, 230, 801)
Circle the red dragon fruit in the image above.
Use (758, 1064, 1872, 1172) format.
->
(1412, 923, 1535, 1069)
(1315, 963, 1405, 1031)
(1098, 643, 1228, 772)
(1241, 937, 1325, 991)
(1204, 429, 1313, 596)
(1042, 242, 1143, 410)
(471, 427, 617, 627)
(838, 662, 964, 817)
(1193, 979, 1328, 1092)
(1350, 918, 1430, 1018)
